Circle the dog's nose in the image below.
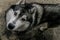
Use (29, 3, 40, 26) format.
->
(8, 23, 15, 30)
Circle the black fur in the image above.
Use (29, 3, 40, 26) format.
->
(41, 5, 60, 27)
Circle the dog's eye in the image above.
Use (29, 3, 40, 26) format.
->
(21, 18, 26, 21)
(14, 12, 17, 16)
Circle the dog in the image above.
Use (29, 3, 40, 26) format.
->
(6, 0, 60, 32)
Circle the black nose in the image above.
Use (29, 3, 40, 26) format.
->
(8, 23, 15, 30)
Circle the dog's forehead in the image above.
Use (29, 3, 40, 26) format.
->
(9, 4, 34, 16)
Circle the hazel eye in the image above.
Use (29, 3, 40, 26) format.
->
(14, 12, 17, 16)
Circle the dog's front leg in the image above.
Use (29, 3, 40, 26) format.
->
(40, 22, 48, 31)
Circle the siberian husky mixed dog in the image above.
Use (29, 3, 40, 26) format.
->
(6, 0, 60, 32)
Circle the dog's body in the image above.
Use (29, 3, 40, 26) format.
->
(6, 0, 60, 32)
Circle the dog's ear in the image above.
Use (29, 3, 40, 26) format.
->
(16, 0, 26, 5)
(30, 5, 43, 26)
(32, 4, 43, 24)
(30, 7, 37, 14)
(30, 7, 37, 26)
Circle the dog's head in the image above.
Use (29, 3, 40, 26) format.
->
(6, 0, 43, 31)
